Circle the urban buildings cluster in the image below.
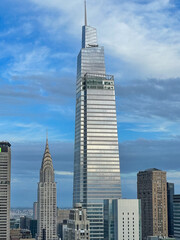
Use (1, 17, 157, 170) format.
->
(0, 2, 179, 240)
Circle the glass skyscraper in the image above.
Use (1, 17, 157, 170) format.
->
(73, 3, 121, 239)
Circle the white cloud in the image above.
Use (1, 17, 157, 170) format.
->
(55, 171, 73, 176)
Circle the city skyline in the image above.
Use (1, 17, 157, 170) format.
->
(1, 0, 180, 208)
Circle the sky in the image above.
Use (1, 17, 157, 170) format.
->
(1, 0, 180, 208)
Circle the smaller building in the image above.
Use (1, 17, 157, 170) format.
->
(30, 220, 37, 238)
(10, 229, 32, 240)
(33, 202, 37, 220)
(104, 199, 141, 240)
(20, 216, 31, 230)
(57, 209, 70, 239)
(10, 219, 20, 229)
(173, 194, 180, 240)
(167, 183, 174, 237)
(64, 203, 90, 240)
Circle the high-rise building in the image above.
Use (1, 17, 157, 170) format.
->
(30, 219, 37, 238)
(0, 142, 11, 240)
(73, 2, 121, 239)
(57, 209, 70, 239)
(64, 203, 90, 240)
(137, 168, 168, 240)
(20, 216, 31, 230)
(33, 202, 38, 220)
(37, 137, 58, 240)
(173, 194, 180, 240)
(104, 199, 142, 240)
(167, 183, 174, 237)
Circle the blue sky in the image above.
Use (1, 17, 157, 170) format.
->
(1, 0, 180, 208)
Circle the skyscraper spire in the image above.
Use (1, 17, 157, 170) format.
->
(84, 0, 87, 26)
(46, 129, 48, 144)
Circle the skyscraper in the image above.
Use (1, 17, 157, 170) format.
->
(0, 142, 11, 240)
(33, 202, 38, 220)
(137, 168, 168, 240)
(73, 2, 121, 239)
(37, 137, 58, 240)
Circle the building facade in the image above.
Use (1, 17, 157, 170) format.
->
(33, 202, 38, 220)
(37, 138, 58, 240)
(64, 203, 90, 240)
(0, 142, 11, 240)
(173, 194, 180, 240)
(104, 199, 141, 240)
(137, 169, 168, 240)
(167, 183, 174, 237)
(73, 3, 121, 239)
(20, 216, 31, 230)
(30, 220, 37, 238)
(57, 209, 70, 239)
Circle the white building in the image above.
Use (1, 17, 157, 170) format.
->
(37, 137, 58, 240)
(0, 142, 11, 240)
(104, 199, 142, 240)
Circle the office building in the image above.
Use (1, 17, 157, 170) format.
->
(20, 216, 31, 230)
(37, 137, 58, 240)
(73, 2, 121, 239)
(57, 209, 70, 239)
(104, 199, 141, 240)
(33, 202, 37, 220)
(173, 194, 180, 239)
(10, 229, 32, 240)
(0, 142, 11, 240)
(10, 218, 20, 229)
(167, 183, 174, 237)
(64, 203, 90, 240)
(30, 220, 37, 238)
(58, 220, 68, 240)
(137, 168, 168, 240)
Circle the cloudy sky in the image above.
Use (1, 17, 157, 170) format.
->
(1, 0, 180, 208)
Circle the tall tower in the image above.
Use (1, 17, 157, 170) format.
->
(73, 2, 121, 239)
(137, 168, 168, 240)
(37, 137, 58, 240)
(0, 142, 11, 240)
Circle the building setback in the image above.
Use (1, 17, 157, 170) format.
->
(104, 199, 141, 240)
(137, 168, 168, 240)
(73, 2, 121, 239)
(0, 142, 11, 240)
(37, 137, 58, 240)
